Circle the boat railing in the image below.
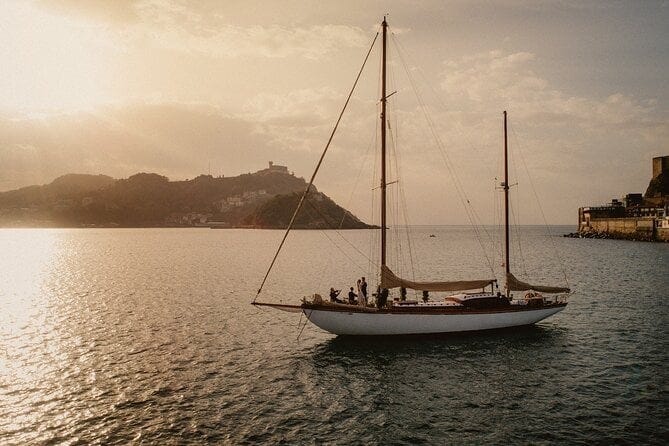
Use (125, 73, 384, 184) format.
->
(547, 294, 569, 304)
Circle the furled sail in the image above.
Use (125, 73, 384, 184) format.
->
(506, 272, 570, 294)
(381, 265, 495, 292)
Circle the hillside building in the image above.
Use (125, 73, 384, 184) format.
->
(267, 161, 288, 173)
(256, 161, 291, 176)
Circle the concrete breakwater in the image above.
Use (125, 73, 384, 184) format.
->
(566, 216, 669, 242)
(567, 216, 669, 242)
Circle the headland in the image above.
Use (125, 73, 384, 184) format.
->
(0, 162, 374, 229)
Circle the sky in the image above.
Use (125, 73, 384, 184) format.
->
(1, 0, 667, 224)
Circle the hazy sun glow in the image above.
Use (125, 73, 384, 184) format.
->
(0, 2, 116, 114)
(0, 229, 69, 440)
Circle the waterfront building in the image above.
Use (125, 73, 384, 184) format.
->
(578, 156, 668, 241)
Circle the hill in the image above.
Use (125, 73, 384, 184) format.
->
(0, 174, 115, 207)
(243, 192, 371, 229)
(0, 167, 373, 229)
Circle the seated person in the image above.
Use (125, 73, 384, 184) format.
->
(329, 287, 343, 303)
(348, 287, 358, 304)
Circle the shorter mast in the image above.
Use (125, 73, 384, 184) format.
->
(501, 110, 571, 296)
(503, 110, 510, 296)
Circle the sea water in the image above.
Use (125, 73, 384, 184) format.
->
(0, 227, 667, 444)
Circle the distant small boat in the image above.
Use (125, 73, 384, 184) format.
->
(252, 17, 570, 336)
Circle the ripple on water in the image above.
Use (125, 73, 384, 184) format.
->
(0, 227, 667, 444)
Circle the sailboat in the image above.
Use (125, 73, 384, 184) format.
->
(252, 18, 570, 336)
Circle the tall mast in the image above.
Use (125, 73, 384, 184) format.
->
(503, 110, 510, 294)
(380, 17, 388, 268)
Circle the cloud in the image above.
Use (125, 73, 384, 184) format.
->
(244, 88, 344, 126)
(134, 20, 367, 59)
(39, 0, 368, 59)
(2, 2, 666, 224)
(439, 50, 662, 128)
(242, 86, 378, 154)
(0, 104, 293, 190)
(37, 0, 141, 24)
(433, 50, 668, 219)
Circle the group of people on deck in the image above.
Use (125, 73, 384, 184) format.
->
(329, 277, 368, 306)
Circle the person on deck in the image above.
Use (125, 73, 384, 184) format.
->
(348, 287, 358, 304)
(376, 286, 388, 308)
(360, 277, 368, 304)
(422, 290, 429, 303)
(329, 287, 343, 303)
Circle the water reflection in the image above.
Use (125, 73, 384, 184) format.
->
(303, 326, 570, 443)
(0, 229, 63, 442)
(0, 227, 665, 444)
(311, 325, 567, 359)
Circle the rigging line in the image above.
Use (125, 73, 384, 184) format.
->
(508, 137, 530, 279)
(400, 184, 417, 282)
(494, 148, 506, 262)
(509, 197, 528, 277)
(390, 33, 496, 203)
(385, 119, 399, 272)
(387, 125, 402, 274)
(296, 198, 333, 293)
(368, 122, 379, 280)
(369, 119, 379, 280)
(302, 201, 368, 274)
(507, 168, 526, 276)
(493, 180, 504, 262)
(329, 99, 378, 278)
(390, 33, 489, 256)
(391, 181, 403, 277)
(509, 123, 571, 287)
(507, 141, 527, 276)
(253, 31, 379, 303)
(336, 83, 379, 231)
(331, 119, 376, 269)
(336, 115, 376, 230)
(304, 196, 377, 270)
(390, 35, 496, 277)
(387, 118, 418, 282)
(296, 310, 311, 341)
(467, 196, 500, 259)
(369, 51, 383, 282)
(395, 37, 496, 183)
(390, 33, 499, 256)
(387, 67, 418, 283)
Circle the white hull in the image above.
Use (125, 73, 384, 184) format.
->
(303, 305, 566, 336)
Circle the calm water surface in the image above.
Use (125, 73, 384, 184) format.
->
(0, 227, 667, 444)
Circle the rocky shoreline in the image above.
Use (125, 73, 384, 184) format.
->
(563, 231, 663, 242)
